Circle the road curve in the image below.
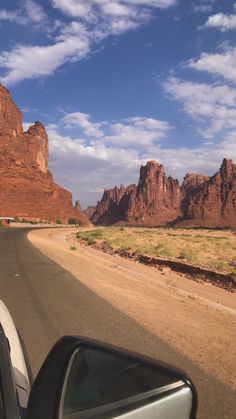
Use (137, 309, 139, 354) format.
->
(0, 227, 235, 419)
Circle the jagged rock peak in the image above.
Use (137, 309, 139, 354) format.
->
(75, 200, 82, 212)
(220, 158, 236, 178)
(182, 173, 209, 189)
(23, 121, 49, 174)
(0, 83, 10, 94)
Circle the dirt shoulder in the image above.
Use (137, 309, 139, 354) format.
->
(28, 228, 236, 390)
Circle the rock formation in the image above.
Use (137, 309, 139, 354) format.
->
(181, 159, 236, 227)
(91, 161, 181, 225)
(126, 161, 181, 224)
(0, 84, 88, 224)
(92, 184, 136, 225)
(90, 159, 236, 228)
(83, 206, 96, 219)
(75, 200, 82, 213)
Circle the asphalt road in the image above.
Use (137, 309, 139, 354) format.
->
(0, 227, 235, 418)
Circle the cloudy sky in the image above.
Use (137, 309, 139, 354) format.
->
(1, 0, 236, 208)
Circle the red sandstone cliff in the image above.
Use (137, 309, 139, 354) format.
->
(91, 159, 236, 228)
(91, 161, 181, 225)
(181, 159, 236, 227)
(0, 84, 88, 224)
(126, 161, 181, 224)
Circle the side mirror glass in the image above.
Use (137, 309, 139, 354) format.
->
(26, 337, 197, 419)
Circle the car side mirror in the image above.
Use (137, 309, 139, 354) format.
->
(26, 336, 197, 419)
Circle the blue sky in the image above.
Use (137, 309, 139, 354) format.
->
(0, 0, 236, 208)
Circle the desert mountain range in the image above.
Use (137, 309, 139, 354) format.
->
(1, 82, 235, 228)
(89, 159, 236, 228)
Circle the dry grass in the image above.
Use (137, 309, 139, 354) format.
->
(77, 227, 236, 275)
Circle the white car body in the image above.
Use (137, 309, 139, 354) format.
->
(0, 300, 30, 408)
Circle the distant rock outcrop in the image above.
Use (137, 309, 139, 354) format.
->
(126, 161, 181, 225)
(75, 200, 82, 213)
(83, 206, 96, 219)
(90, 159, 236, 228)
(181, 159, 236, 227)
(91, 161, 181, 225)
(0, 84, 88, 224)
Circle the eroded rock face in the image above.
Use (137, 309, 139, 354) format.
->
(24, 121, 49, 174)
(83, 206, 96, 219)
(91, 184, 136, 225)
(0, 84, 23, 147)
(126, 161, 181, 224)
(75, 200, 82, 213)
(0, 83, 88, 224)
(182, 159, 236, 227)
(91, 161, 181, 225)
(181, 173, 209, 216)
(91, 159, 236, 228)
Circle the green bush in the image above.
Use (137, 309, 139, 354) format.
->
(87, 238, 96, 246)
(154, 244, 175, 258)
(56, 219, 62, 224)
(178, 248, 199, 264)
(70, 245, 77, 251)
(89, 230, 103, 238)
(68, 218, 82, 226)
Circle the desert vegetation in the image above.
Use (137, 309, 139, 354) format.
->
(77, 227, 236, 275)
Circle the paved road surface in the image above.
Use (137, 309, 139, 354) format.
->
(0, 227, 235, 418)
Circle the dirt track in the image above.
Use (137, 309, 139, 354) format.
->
(28, 228, 236, 390)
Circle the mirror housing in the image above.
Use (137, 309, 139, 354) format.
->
(26, 336, 197, 419)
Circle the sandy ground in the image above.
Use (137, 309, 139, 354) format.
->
(28, 227, 236, 390)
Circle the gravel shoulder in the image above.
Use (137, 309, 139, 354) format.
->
(28, 227, 236, 390)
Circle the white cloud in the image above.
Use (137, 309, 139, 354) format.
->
(0, 10, 19, 22)
(51, 0, 91, 18)
(187, 48, 236, 83)
(204, 12, 236, 31)
(106, 117, 172, 146)
(23, 0, 48, 24)
(51, 0, 176, 18)
(60, 112, 172, 145)
(101, 3, 136, 17)
(193, 5, 212, 13)
(163, 76, 236, 138)
(0, 0, 177, 85)
(61, 112, 104, 137)
(0, 1, 48, 25)
(0, 33, 90, 85)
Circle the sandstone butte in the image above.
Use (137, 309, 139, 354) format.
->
(90, 159, 236, 228)
(0, 84, 88, 224)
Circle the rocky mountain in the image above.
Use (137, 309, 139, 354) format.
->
(181, 158, 236, 227)
(90, 159, 236, 228)
(0, 84, 88, 224)
(125, 161, 181, 225)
